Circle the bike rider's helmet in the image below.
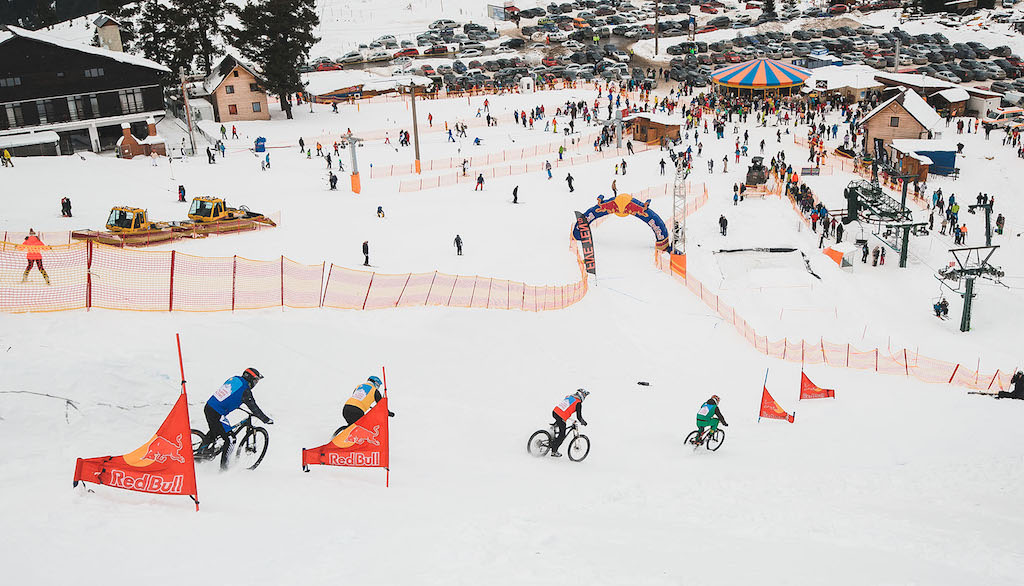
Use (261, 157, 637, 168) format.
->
(575, 388, 589, 400)
(368, 375, 382, 388)
(709, 394, 720, 404)
(242, 367, 264, 387)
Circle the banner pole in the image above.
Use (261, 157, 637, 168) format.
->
(175, 333, 199, 512)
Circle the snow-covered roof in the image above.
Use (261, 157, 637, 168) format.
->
(0, 131, 59, 149)
(0, 25, 170, 72)
(806, 65, 884, 92)
(623, 112, 680, 126)
(204, 54, 266, 95)
(873, 72, 953, 90)
(861, 88, 941, 131)
(302, 70, 431, 96)
(889, 138, 957, 152)
(935, 87, 970, 103)
(93, 15, 120, 28)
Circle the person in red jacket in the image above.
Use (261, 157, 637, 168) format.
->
(550, 389, 588, 457)
(19, 229, 50, 285)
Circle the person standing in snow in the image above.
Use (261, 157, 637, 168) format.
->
(546, 160, 553, 179)
(329, 172, 338, 190)
(299, 137, 305, 152)
(18, 229, 50, 285)
(611, 179, 617, 196)
(475, 174, 484, 191)
(206, 146, 215, 164)
(454, 234, 463, 256)
(377, 206, 385, 219)
(362, 241, 370, 266)
(2, 148, 11, 167)
(60, 197, 72, 217)
(512, 185, 519, 204)
(620, 158, 627, 175)
(660, 159, 667, 175)
(719, 215, 728, 236)
(566, 173, 575, 192)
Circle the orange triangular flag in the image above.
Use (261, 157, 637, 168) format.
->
(759, 386, 795, 423)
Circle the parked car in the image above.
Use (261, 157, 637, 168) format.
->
(393, 48, 419, 58)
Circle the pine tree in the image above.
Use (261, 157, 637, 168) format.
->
(131, 0, 226, 77)
(763, 0, 776, 14)
(227, 0, 320, 120)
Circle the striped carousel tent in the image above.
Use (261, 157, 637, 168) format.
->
(711, 58, 811, 95)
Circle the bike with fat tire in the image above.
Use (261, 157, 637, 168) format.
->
(191, 408, 270, 470)
(685, 428, 725, 452)
(527, 421, 590, 462)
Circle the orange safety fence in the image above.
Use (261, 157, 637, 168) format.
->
(369, 131, 601, 178)
(398, 142, 653, 192)
(1, 239, 589, 314)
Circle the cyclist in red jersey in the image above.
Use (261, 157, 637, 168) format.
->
(550, 389, 589, 457)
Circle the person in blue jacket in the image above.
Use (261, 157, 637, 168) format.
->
(203, 367, 272, 468)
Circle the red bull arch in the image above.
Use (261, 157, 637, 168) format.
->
(572, 194, 672, 251)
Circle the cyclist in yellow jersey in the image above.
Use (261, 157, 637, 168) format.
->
(340, 376, 394, 431)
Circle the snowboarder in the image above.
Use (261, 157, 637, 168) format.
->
(719, 215, 728, 236)
(362, 241, 370, 266)
(546, 160, 553, 179)
(566, 173, 575, 192)
(60, 197, 72, 217)
(19, 229, 50, 285)
(454, 234, 463, 256)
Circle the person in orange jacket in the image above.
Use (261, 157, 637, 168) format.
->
(18, 229, 50, 284)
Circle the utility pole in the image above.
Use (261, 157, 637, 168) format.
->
(654, 0, 660, 55)
(341, 132, 365, 193)
(893, 38, 900, 73)
(179, 67, 196, 156)
(404, 81, 423, 174)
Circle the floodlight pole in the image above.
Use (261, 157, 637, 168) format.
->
(406, 83, 423, 174)
(654, 0, 660, 55)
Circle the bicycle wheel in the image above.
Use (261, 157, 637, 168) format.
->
(190, 429, 207, 455)
(527, 430, 552, 457)
(684, 430, 701, 448)
(191, 429, 225, 462)
(235, 427, 270, 469)
(567, 434, 591, 462)
(706, 429, 725, 451)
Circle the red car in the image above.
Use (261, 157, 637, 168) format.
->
(829, 4, 849, 14)
(542, 56, 558, 67)
(725, 52, 742, 63)
(393, 48, 419, 58)
(316, 62, 343, 71)
(421, 65, 435, 75)
(696, 25, 718, 34)
(700, 4, 718, 13)
(423, 45, 449, 55)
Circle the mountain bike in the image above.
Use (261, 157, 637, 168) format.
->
(191, 408, 270, 470)
(685, 427, 725, 452)
(527, 420, 590, 462)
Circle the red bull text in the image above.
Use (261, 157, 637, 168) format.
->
(108, 471, 185, 493)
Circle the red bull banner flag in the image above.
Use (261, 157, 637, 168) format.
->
(759, 387, 795, 423)
(302, 397, 390, 474)
(73, 393, 199, 506)
(574, 211, 596, 275)
(800, 372, 835, 400)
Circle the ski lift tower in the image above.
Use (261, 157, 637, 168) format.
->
(936, 245, 1005, 332)
(340, 131, 365, 194)
(672, 157, 690, 254)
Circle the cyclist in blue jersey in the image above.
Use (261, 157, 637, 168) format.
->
(203, 368, 272, 468)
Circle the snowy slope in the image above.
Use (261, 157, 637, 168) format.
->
(3, 6, 1024, 585)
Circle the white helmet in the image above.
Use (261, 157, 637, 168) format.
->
(575, 388, 589, 400)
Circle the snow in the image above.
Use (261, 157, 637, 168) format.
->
(889, 138, 958, 152)
(936, 87, 971, 103)
(623, 111, 681, 126)
(1, 25, 171, 73)
(2, 3, 1024, 585)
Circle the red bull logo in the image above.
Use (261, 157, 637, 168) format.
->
(346, 425, 380, 446)
(621, 197, 651, 218)
(326, 452, 381, 467)
(108, 470, 184, 493)
(142, 434, 186, 464)
(594, 196, 620, 215)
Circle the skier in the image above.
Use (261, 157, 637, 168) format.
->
(566, 173, 575, 192)
(338, 376, 393, 433)
(691, 395, 728, 444)
(996, 371, 1024, 400)
(549, 389, 589, 458)
(719, 215, 728, 236)
(19, 229, 50, 285)
(362, 240, 370, 266)
(201, 368, 272, 469)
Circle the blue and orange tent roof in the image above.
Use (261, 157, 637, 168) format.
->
(710, 58, 811, 89)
